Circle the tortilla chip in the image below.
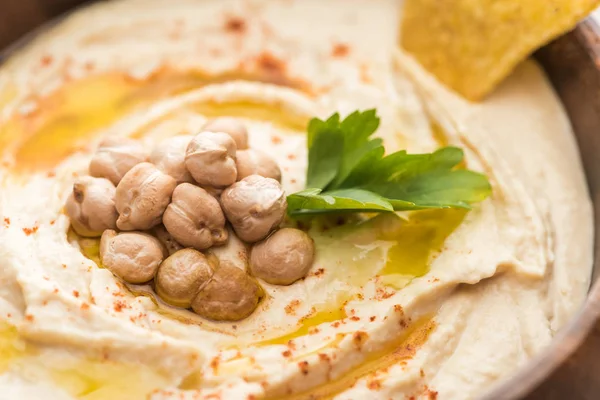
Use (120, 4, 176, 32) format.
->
(400, 0, 600, 101)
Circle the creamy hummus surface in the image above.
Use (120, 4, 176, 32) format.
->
(0, 0, 593, 399)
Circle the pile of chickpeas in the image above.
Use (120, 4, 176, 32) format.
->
(65, 117, 315, 321)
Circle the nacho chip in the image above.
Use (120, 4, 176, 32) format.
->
(400, 0, 600, 100)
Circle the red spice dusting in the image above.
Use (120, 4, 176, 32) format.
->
(313, 268, 325, 277)
(287, 154, 296, 160)
(53, 288, 59, 294)
(257, 52, 287, 74)
(62, 264, 67, 269)
(427, 390, 439, 400)
(376, 287, 395, 300)
(3, 217, 10, 227)
(287, 340, 297, 351)
(73, 290, 80, 298)
(331, 43, 350, 58)
(260, 381, 269, 389)
(50, 220, 56, 225)
(331, 321, 341, 328)
(40, 55, 53, 67)
(399, 319, 409, 329)
(282, 350, 292, 358)
(81, 303, 90, 310)
(352, 331, 368, 349)
(369, 316, 376, 322)
(271, 135, 282, 144)
(420, 369, 425, 378)
(367, 379, 382, 390)
(350, 316, 360, 322)
(290, 178, 297, 184)
(285, 300, 301, 315)
(210, 357, 220, 371)
(393, 304, 404, 314)
(225, 16, 247, 33)
(318, 353, 330, 362)
(22, 225, 39, 235)
(298, 361, 309, 375)
(247, 396, 256, 400)
(113, 300, 127, 312)
(359, 63, 372, 84)
(47, 171, 56, 178)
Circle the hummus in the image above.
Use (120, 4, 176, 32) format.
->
(0, 0, 593, 399)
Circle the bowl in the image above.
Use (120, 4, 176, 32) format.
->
(483, 19, 600, 400)
(1, 3, 599, 399)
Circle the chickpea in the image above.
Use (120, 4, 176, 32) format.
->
(236, 149, 282, 182)
(155, 249, 214, 308)
(100, 230, 166, 284)
(220, 175, 287, 243)
(65, 176, 118, 237)
(250, 228, 315, 285)
(115, 162, 177, 231)
(151, 224, 184, 255)
(89, 137, 149, 185)
(202, 117, 249, 150)
(163, 183, 228, 250)
(207, 227, 248, 271)
(185, 132, 237, 188)
(150, 135, 194, 184)
(191, 264, 262, 321)
(202, 186, 223, 199)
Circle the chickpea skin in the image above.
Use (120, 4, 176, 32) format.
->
(207, 227, 248, 271)
(151, 224, 184, 256)
(100, 230, 166, 284)
(202, 117, 249, 150)
(89, 137, 149, 185)
(163, 183, 228, 250)
(65, 176, 118, 237)
(220, 175, 287, 243)
(250, 228, 315, 285)
(150, 135, 194, 184)
(236, 149, 282, 182)
(155, 249, 214, 308)
(185, 131, 237, 187)
(191, 264, 262, 321)
(115, 162, 177, 231)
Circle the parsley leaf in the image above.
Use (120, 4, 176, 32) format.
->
(306, 114, 344, 188)
(289, 110, 491, 215)
(287, 188, 393, 216)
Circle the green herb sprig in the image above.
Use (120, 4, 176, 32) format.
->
(287, 110, 491, 216)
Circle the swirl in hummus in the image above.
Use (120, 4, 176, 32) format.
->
(0, 0, 593, 399)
